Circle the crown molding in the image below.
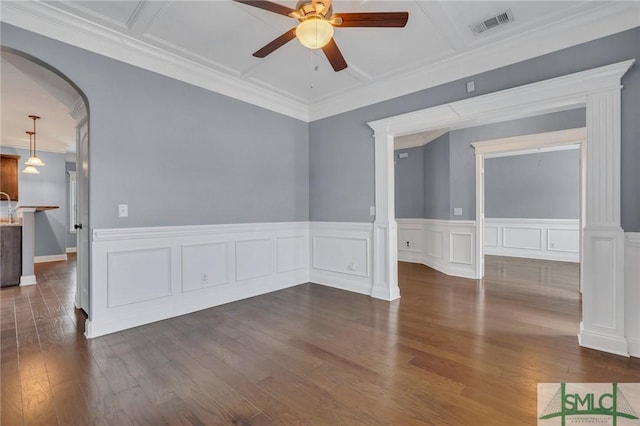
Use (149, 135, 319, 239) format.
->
(2, 1, 638, 123)
(308, 2, 640, 121)
(0, 1, 309, 122)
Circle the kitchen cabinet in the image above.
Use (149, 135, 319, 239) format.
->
(1, 225, 22, 287)
(1, 154, 20, 201)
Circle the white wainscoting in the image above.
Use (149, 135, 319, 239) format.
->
(397, 219, 477, 279)
(484, 218, 580, 262)
(309, 222, 374, 296)
(88, 222, 310, 338)
(626, 233, 640, 358)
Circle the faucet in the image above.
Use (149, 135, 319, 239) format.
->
(0, 192, 15, 223)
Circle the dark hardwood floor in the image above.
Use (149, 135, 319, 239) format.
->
(2, 254, 639, 425)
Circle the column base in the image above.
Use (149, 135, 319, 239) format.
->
(371, 284, 400, 301)
(20, 275, 37, 286)
(578, 322, 629, 357)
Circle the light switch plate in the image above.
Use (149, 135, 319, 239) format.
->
(118, 204, 128, 218)
(454, 207, 463, 216)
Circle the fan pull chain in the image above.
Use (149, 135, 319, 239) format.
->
(310, 49, 317, 89)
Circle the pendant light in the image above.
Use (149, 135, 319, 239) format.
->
(22, 131, 40, 174)
(24, 115, 45, 167)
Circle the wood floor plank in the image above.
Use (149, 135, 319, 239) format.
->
(3, 254, 640, 425)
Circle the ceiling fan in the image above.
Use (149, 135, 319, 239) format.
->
(234, 0, 409, 72)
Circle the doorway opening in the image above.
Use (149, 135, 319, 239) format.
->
(1, 47, 91, 319)
(368, 60, 633, 356)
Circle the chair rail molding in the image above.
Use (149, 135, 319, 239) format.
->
(369, 59, 635, 357)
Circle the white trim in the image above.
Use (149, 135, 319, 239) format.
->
(2, 1, 637, 122)
(472, 128, 586, 156)
(484, 218, 580, 263)
(369, 60, 634, 357)
(20, 274, 37, 286)
(66, 247, 77, 253)
(34, 254, 68, 263)
(397, 219, 477, 279)
(0, 1, 308, 121)
(88, 221, 310, 338)
(309, 221, 378, 298)
(309, 3, 639, 121)
(93, 221, 310, 242)
(625, 233, 640, 358)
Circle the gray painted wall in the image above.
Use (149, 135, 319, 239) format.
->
(394, 145, 424, 218)
(0, 147, 66, 257)
(65, 161, 76, 249)
(423, 133, 450, 220)
(485, 149, 580, 219)
(394, 109, 584, 221)
(447, 108, 585, 220)
(1, 23, 309, 230)
(309, 27, 640, 231)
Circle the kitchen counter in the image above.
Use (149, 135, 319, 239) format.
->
(18, 205, 59, 212)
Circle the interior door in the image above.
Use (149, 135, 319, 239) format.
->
(76, 119, 90, 315)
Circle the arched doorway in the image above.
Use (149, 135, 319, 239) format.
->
(1, 47, 91, 319)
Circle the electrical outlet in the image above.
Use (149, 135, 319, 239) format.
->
(200, 273, 209, 284)
(453, 207, 463, 216)
(550, 243, 556, 249)
(406, 241, 410, 247)
(369, 206, 375, 216)
(118, 204, 128, 218)
(466, 81, 475, 93)
(347, 262, 356, 271)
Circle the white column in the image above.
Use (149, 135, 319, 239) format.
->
(578, 88, 628, 356)
(17, 207, 36, 285)
(370, 129, 400, 301)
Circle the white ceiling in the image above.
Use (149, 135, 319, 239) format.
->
(1, 1, 639, 125)
(1, 51, 79, 154)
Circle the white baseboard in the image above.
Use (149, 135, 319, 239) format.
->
(579, 322, 629, 357)
(484, 218, 579, 263)
(625, 233, 640, 358)
(20, 274, 37, 286)
(34, 254, 68, 263)
(66, 247, 77, 253)
(397, 219, 478, 279)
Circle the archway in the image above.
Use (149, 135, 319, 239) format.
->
(1, 47, 91, 319)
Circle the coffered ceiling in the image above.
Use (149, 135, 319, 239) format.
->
(2, 1, 639, 123)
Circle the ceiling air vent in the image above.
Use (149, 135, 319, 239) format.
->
(470, 9, 514, 35)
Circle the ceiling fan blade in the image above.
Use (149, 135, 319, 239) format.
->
(233, 0, 297, 17)
(322, 38, 347, 72)
(253, 28, 297, 58)
(332, 12, 409, 27)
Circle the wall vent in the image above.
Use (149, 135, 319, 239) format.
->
(470, 9, 514, 35)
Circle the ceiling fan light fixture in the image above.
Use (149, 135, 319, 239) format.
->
(296, 17, 334, 49)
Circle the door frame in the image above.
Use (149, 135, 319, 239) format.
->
(471, 127, 587, 281)
(367, 59, 634, 356)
